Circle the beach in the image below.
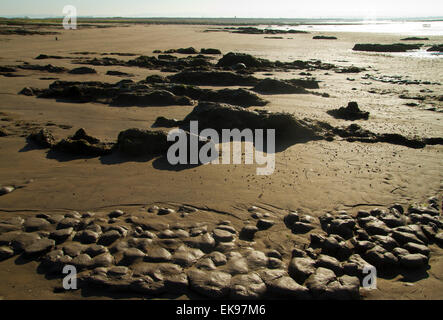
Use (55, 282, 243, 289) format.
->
(0, 21, 442, 300)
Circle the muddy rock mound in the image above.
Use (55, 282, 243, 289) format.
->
(53, 128, 114, 156)
(167, 71, 259, 86)
(253, 78, 308, 94)
(327, 102, 370, 120)
(216, 52, 273, 68)
(183, 102, 322, 142)
(352, 43, 422, 52)
(117, 129, 171, 156)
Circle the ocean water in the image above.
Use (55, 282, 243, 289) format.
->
(260, 21, 443, 36)
(260, 21, 443, 58)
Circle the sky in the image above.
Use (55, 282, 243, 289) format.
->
(0, 0, 442, 19)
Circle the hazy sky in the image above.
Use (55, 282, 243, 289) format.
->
(1, 0, 442, 18)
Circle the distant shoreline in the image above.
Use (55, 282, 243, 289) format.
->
(1, 16, 443, 27)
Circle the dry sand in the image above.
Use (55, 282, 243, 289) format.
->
(0, 24, 442, 300)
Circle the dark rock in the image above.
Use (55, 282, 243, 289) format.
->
(305, 267, 360, 300)
(200, 48, 222, 54)
(392, 230, 424, 246)
(267, 275, 311, 299)
(75, 230, 100, 244)
(288, 257, 316, 283)
(353, 43, 423, 52)
(92, 252, 114, 267)
(313, 35, 337, 40)
(54, 128, 114, 157)
(106, 70, 133, 77)
(327, 102, 369, 120)
(146, 247, 172, 263)
(399, 253, 428, 268)
(291, 222, 315, 234)
(69, 67, 97, 74)
(316, 254, 343, 275)
(187, 269, 232, 298)
(24, 217, 51, 232)
(176, 47, 198, 54)
(112, 90, 193, 107)
(239, 226, 258, 241)
(363, 219, 390, 236)
(401, 37, 429, 41)
(199, 88, 268, 107)
(183, 101, 322, 142)
(168, 70, 259, 86)
(253, 78, 308, 94)
(27, 128, 56, 148)
(49, 228, 74, 243)
(117, 129, 171, 156)
(18, 64, 67, 73)
(403, 242, 430, 256)
(230, 273, 267, 299)
(217, 52, 272, 68)
(57, 218, 81, 230)
(256, 219, 275, 230)
(24, 238, 55, 257)
(427, 45, 443, 52)
(0, 246, 15, 261)
(98, 230, 122, 246)
(213, 229, 235, 242)
(326, 218, 355, 239)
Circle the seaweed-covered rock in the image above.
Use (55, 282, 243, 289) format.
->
(327, 102, 370, 120)
(117, 129, 171, 156)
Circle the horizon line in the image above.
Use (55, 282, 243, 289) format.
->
(1, 15, 443, 20)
